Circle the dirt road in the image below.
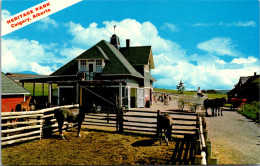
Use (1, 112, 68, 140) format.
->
(205, 110, 260, 165)
(149, 99, 260, 164)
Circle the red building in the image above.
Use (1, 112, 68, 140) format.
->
(1, 72, 30, 112)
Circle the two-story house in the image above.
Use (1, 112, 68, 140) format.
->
(51, 34, 156, 109)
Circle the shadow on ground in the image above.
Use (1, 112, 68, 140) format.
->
(166, 136, 196, 165)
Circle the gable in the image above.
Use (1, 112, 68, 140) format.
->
(51, 40, 143, 78)
(120, 46, 155, 69)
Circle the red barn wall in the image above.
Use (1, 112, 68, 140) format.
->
(1, 95, 24, 112)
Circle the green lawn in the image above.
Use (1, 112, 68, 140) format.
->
(20, 83, 57, 96)
(154, 88, 227, 99)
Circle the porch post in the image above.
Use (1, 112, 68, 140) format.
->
(33, 82, 36, 97)
(42, 83, 44, 96)
(48, 82, 52, 105)
(119, 83, 122, 108)
(76, 82, 79, 104)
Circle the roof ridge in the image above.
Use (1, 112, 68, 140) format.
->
(102, 41, 143, 78)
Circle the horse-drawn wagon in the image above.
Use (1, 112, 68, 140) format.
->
(178, 94, 207, 112)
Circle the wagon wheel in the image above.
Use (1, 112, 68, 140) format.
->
(178, 100, 184, 110)
(189, 104, 197, 113)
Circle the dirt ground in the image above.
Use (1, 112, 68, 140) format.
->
(2, 129, 185, 165)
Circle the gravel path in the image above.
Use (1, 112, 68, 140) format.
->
(205, 110, 260, 165)
(144, 97, 260, 164)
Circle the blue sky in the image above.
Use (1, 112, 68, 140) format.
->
(1, 0, 259, 90)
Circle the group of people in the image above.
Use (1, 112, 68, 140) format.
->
(154, 93, 171, 105)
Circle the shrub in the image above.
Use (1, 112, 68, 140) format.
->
(238, 101, 260, 123)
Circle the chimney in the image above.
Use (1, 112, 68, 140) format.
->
(254, 72, 256, 76)
(126, 39, 130, 48)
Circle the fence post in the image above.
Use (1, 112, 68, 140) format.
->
(195, 155, 203, 165)
(37, 115, 43, 139)
(206, 140, 212, 162)
(209, 157, 218, 165)
(195, 139, 201, 155)
(203, 129, 208, 141)
(118, 107, 124, 133)
(156, 110, 160, 136)
(202, 117, 206, 129)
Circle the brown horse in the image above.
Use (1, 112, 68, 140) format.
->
(15, 96, 32, 123)
(21, 96, 32, 111)
(157, 110, 173, 145)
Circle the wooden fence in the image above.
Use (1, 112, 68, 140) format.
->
(1, 106, 217, 164)
(1, 105, 78, 146)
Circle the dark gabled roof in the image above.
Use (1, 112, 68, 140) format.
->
(1, 72, 30, 95)
(120, 46, 155, 69)
(76, 45, 109, 60)
(239, 76, 250, 85)
(150, 75, 157, 82)
(51, 40, 143, 78)
(51, 58, 78, 76)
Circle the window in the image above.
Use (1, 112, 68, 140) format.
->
(80, 60, 87, 72)
(96, 60, 102, 73)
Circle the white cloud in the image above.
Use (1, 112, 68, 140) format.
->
(197, 37, 239, 56)
(216, 59, 227, 64)
(66, 19, 180, 54)
(231, 56, 258, 64)
(160, 23, 179, 32)
(1, 9, 11, 20)
(64, 19, 259, 90)
(191, 21, 256, 27)
(1, 38, 59, 75)
(30, 62, 53, 75)
(225, 21, 256, 27)
(37, 16, 58, 30)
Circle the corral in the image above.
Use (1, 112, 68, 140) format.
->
(1, 99, 213, 165)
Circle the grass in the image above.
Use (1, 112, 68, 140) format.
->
(154, 88, 227, 99)
(20, 83, 58, 96)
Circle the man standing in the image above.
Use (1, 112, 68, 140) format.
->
(197, 87, 204, 97)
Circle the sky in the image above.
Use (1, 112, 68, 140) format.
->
(1, 0, 259, 90)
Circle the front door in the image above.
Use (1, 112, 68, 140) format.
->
(137, 88, 144, 108)
(88, 63, 94, 80)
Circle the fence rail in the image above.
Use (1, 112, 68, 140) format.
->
(1, 105, 78, 146)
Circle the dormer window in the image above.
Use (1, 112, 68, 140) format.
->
(78, 59, 105, 73)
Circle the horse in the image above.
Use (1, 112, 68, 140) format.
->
(212, 97, 226, 116)
(203, 98, 227, 117)
(157, 110, 173, 145)
(203, 99, 215, 116)
(21, 96, 32, 111)
(54, 104, 93, 139)
(15, 96, 32, 122)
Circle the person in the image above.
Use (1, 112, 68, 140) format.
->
(197, 87, 204, 97)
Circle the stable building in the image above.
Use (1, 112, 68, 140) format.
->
(51, 34, 156, 109)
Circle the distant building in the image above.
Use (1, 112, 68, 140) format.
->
(1, 72, 30, 112)
(6, 72, 47, 82)
(227, 72, 260, 102)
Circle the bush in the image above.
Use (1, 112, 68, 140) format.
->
(238, 101, 260, 123)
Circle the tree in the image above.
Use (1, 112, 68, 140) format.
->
(176, 80, 185, 94)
